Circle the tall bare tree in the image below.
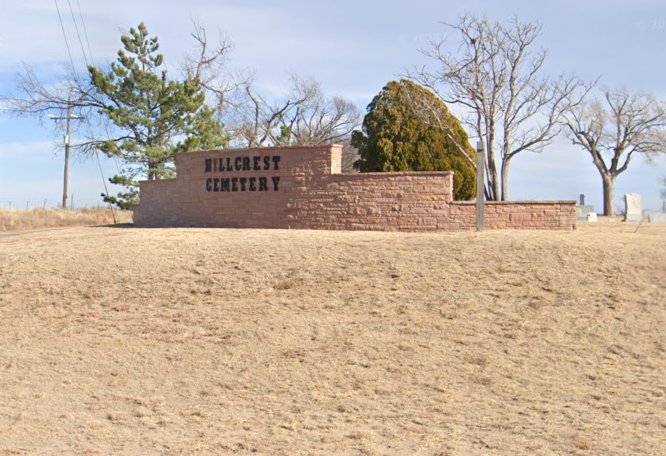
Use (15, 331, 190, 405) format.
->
(280, 77, 361, 171)
(281, 83, 360, 146)
(409, 14, 592, 200)
(223, 75, 361, 164)
(223, 76, 315, 148)
(3, 64, 102, 155)
(564, 89, 666, 216)
(180, 22, 239, 118)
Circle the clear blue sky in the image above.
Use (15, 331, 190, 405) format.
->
(1, 0, 665, 210)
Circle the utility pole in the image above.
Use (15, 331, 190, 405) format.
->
(50, 97, 84, 209)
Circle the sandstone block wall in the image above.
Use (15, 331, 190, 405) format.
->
(449, 201, 577, 231)
(133, 145, 576, 231)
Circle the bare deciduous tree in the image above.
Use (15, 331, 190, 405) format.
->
(408, 14, 592, 200)
(283, 88, 361, 146)
(280, 77, 361, 171)
(223, 75, 361, 163)
(223, 76, 314, 148)
(174, 28, 363, 158)
(180, 22, 243, 118)
(565, 89, 666, 216)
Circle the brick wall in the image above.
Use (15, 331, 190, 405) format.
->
(133, 145, 576, 231)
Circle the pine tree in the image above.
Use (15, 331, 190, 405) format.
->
(89, 23, 227, 208)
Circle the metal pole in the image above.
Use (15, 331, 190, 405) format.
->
(476, 140, 485, 231)
(63, 96, 72, 209)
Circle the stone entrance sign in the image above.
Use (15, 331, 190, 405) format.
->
(134, 145, 576, 231)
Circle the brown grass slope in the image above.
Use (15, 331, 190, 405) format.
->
(0, 224, 664, 455)
(0, 208, 132, 232)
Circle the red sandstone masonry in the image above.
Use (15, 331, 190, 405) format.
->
(449, 201, 576, 231)
(134, 145, 576, 231)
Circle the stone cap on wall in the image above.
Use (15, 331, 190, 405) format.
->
(193, 144, 343, 152)
(330, 171, 455, 178)
(452, 200, 577, 205)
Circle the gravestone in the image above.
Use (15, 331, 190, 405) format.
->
(586, 212, 598, 222)
(576, 193, 595, 221)
(647, 211, 666, 223)
(623, 193, 642, 222)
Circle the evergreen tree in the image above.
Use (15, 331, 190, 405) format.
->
(352, 80, 476, 200)
(89, 23, 227, 208)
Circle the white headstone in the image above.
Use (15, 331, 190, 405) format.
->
(576, 204, 594, 221)
(624, 193, 642, 222)
(648, 212, 666, 223)
(586, 212, 598, 222)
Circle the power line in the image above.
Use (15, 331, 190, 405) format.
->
(75, 0, 95, 62)
(66, 0, 89, 66)
(113, 155, 122, 174)
(55, 0, 116, 216)
(54, 0, 77, 74)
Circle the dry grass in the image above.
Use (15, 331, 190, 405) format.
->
(0, 223, 664, 455)
(0, 208, 132, 232)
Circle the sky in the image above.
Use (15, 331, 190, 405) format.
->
(1, 0, 665, 211)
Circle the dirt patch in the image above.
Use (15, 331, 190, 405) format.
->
(0, 224, 664, 454)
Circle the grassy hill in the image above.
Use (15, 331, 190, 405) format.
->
(0, 224, 663, 454)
